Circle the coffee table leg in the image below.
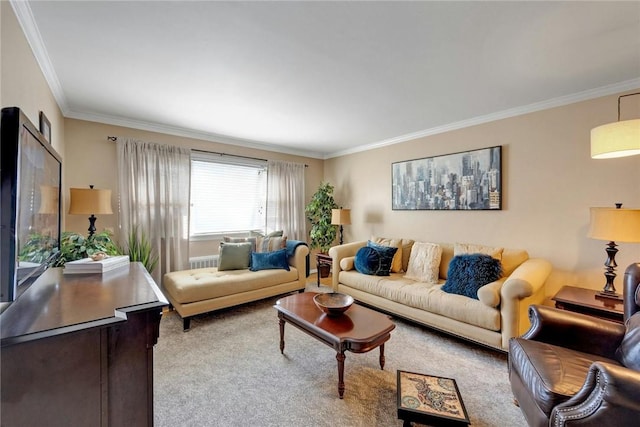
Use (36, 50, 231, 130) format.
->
(279, 317, 285, 354)
(379, 343, 385, 370)
(336, 351, 346, 399)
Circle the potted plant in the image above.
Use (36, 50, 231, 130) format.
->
(120, 227, 158, 274)
(53, 230, 121, 267)
(305, 182, 338, 277)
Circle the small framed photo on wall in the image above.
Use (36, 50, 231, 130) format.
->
(39, 111, 51, 143)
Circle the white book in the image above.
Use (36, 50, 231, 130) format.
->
(64, 255, 130, 274)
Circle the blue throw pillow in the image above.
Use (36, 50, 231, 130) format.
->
(250, 248, 290, 271)
(441, 254, 503, 299)
(367, 241, 398, 276)
(355, 246, 382, 275)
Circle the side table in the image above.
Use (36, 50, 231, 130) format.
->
(552, 286, 624, 324)
(316, 253, 332, 287)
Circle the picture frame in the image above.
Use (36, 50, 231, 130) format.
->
(392, 145, 502, 211)
(39, 111, 51, 144)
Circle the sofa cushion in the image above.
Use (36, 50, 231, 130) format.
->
(255, 235, 287, 253)
(367, 241, 398, 276)
(340, 256, 355, 271)
(371, 236, 403, 272)
(404, 242, 442, 284)
(442, 254, 503, 299)
(218, 242, 252, 271)
(616, 312, 640, 370)
(250, 248, 290, 271)
(476, 279, 504, 307)
(355, 247, 382, 275)
(509, 337, 620, 417)
(454, 242, 504, 261)
(224, 236, 258, 253)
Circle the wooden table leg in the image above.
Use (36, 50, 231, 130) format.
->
(279, 317, 285, 354)
(379, 343, 386, 370)
(336, 351, 346, 399)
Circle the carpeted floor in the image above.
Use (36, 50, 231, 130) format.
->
(154, 282, 526, 426)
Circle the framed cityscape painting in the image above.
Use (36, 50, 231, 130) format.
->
(392, 146, 502, 210)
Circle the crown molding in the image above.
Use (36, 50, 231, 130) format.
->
(325, 78, 640, 159)
(11, 0, 69, 114)
(65, 110, 327, 160)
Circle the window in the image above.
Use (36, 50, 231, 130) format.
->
(189, 153, 267, 236)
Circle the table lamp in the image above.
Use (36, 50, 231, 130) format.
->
(331, 208, 351, 245)
(69, 185, 113, 237)
(588, 204, 640, 300)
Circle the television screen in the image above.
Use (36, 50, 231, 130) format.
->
(1, 107, 62, 303)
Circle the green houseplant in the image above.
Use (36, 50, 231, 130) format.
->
(305, 181, 338, 253)
(53, 230, 121, 267)
(120, 227, 158, 274)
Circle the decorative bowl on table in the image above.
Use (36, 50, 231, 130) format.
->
(313, 292, 354, 316)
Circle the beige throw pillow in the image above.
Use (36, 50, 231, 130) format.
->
(371, 236, 403, 273)
(404, 242, 442, 284)
(454, 242, 504, 261)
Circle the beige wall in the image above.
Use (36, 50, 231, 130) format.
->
(324, 92, 640, 299)
(63, 118, 324, 257)
(1, 2, 65, 158)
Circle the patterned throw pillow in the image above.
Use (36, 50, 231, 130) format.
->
(371, 236, 403, 273)
(366, 241, 398, 276)
(441, 254, 503, 299)
(404, 242, 442, 284)
(255, 235, 287, 253)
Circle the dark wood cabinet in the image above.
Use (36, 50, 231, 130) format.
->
(1, 262, 167, 426)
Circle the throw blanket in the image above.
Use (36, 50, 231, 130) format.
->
(286, 240, 310, 278)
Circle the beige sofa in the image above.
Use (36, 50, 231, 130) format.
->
(328, 240, 551, 351)
(163, 243, 309, 330)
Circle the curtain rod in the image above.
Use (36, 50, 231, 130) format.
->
(107, 136, 308, 167)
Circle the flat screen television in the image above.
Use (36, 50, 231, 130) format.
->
(1, 107, 62, 304)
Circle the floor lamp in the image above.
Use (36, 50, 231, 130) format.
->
(69, 185, 113, 237)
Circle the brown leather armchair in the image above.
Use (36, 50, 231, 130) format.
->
(509, 263, 640, 427)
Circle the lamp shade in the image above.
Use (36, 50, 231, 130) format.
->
(68, 187, 113, 215)
(588, 207, 640, 243)
(591, 119, 640, 159)
(38, 185, 59, 214)
(331, 209, 351, 225)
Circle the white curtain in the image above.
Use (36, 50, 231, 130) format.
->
(116, 138, 191, 284)
(266, 160, 306, 241)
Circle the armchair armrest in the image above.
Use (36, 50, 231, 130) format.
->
(523, 305, 626, 359)
(328, 241, 367, 291)
(551, 362, 640, 426)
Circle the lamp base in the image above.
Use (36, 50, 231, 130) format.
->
(596, 290, 623, 302)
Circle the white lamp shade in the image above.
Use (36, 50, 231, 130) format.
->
(591, 119, 640, 159)
(69, 188, 113, 215)
(331, 209, 351, 225)
(588, 207, 640, 243)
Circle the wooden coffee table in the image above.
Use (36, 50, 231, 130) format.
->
(275, 292, 395, 399)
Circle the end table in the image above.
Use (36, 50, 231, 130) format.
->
(552, 286, 624, 324)
(316, 253, 332, 287)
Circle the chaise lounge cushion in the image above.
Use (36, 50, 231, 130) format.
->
(250, 248, 290, 271)
(218, 242, 252, 270)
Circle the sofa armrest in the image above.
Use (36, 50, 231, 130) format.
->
(499, 257, 552, 348)
(328, 241, 367, 291)
(551, 362, 640, 426)
(522, 305, 626, 358)
(289, 244, 310, 285)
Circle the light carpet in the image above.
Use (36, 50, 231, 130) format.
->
(154, 284, 525, 426)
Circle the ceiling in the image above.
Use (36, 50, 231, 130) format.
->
(16, 1, 640, 159)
